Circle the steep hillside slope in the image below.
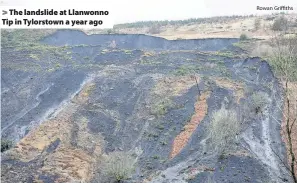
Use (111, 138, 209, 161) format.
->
(1, 30, 293, 183)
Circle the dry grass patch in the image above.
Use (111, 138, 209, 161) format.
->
(211, 77, 245, 103)
(153, 76, 199, 97)
(150, 76, 200, 116)
(99, 151, 136, 182)
(208, 107, 240, 153)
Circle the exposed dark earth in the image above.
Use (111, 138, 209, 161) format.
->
(1, 30, 293, 182)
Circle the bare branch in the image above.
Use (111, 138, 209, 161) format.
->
(271, 147, 293, 174)
(289, 118, 297, 135)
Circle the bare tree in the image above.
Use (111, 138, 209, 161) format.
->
(270, 33, 297, 183)
(254, 18, 261, 31)
(271, 15, 289, 31)
(190, 74, 200, 95)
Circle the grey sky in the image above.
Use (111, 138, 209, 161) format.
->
(1, 0, 297, 23)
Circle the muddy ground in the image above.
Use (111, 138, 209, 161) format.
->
(1, 30, 293, 182)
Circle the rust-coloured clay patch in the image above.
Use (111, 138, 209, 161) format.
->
(170, 91, 211, 159)
(9, 81, 103, 182)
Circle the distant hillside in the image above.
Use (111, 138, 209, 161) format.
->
(85, 13, 297, 40)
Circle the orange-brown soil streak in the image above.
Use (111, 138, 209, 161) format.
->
(170, 91, 211, 159)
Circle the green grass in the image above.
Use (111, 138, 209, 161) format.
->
(209, 57, 219, 61)
(75, 44, 88, 47)
(152, 155, 159, 159)
(29, 54, 40, 61)
(156, 124, 165, 130)
(213, 51, 236, 58)
(173, 65, 197, 76)
(55, 63, 61, 68)
(217, 60, 225, 65)
(147, 132, 159, 140)
(123, 49, 133, 54)
(1, 30, 75, 72)
(1, 29, 56, 47)
(151, 99, 173, 116)
(1, 139, 13, 152)
(139, 58, 162, 65)
(100, 49, 109, 54)
(2, 30, 69, 57)
(83, 56, 90, 60)
(160, 140, 167, 146)
(232, 41, 250, 50)
(47, 68, 56, 72)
